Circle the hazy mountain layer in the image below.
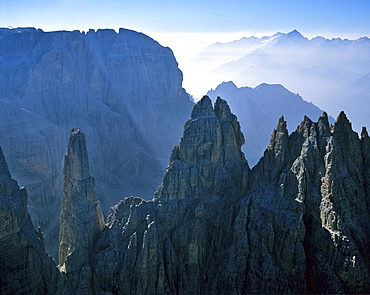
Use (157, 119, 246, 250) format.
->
(188, 30, 370, 130)
(207, 81, 333, 166)
(323, 71, 370, 132)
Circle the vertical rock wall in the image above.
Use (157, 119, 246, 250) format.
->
(58, 128, 105, 294)
(0, 146, 60, 294)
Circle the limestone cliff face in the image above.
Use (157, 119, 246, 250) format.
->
(0, 146, 60, 294)
(58, 128, 105, 293)
(0, 27, 193, 257)
(0, 100, 66, 258)
(0, 27, 192, 201)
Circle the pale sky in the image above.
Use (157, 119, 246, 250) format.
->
(2, 0, 369, 60)
(1, 0, 369, 36)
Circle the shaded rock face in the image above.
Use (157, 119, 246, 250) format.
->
(87, 98, 370, 294)
(0, 27, 193, 257)
(0, 146, 60, 294)
(156, 96, 249, 201)
(0, 99, 66, 258)
(58, 128, 104, 293)
(2, 97, 370, 294)
(91, 97, 250, 294)
(249, 111, 370, 293)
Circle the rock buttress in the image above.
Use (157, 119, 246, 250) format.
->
(155, 96, 249, 201)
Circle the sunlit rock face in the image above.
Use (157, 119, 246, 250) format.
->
(0, 27, 193, 257)
(249, 111, 370, 293)
(155, 96, 249, 201)
(0, 146, 60, 295)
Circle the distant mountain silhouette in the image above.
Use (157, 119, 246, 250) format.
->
(207, 81, 333, 166)
(188, 30, 370, 130)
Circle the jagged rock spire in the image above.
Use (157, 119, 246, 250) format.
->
(333, 111, 353, 133)
(0, 146, 18, 197)
(254, 116, 289, 181)
(155, 96, 249, 201)
(58, 128, 104, 272)
(0, 146, 11, 177)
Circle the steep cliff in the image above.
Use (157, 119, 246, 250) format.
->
(2, 96, 370, 294)
(91, 96, 250, 294)
(88, 97, 370, 294)
(0, 145, 61, 294)
(0, 27, 193, 257)
(0, 99, 66, 259)
(58, 128, 105, 294)
(247, 111, 370, 293)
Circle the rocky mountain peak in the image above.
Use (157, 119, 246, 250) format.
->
(361, 126, 369, 139)
(333, 110, 354, 133)
(156, 96, 249, 201)
(58, 128, 104, 282)
(190, 95, 215, 119)
(317, 111, 331, 132)
(265, 116, 290, 154)
(0, 146, 11, 178)
(64, 127, 90, 181)
(276, 115, 287, 131)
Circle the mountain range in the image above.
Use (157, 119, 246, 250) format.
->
(1, 27, 369, 293)
(1, 97, 370, 294)
(0, 27, 193, 257)
(187, 30, 370, 131)
(207, 81, 334, 166)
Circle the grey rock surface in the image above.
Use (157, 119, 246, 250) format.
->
(0, 145, 61, 294)
(58, 128, 105, 294)
(1, 96, 370, 294)
(0, 27, 193, 258)
(0, 99, 66, 257)
(91, 96, 250, 294)
(88, 97, 370, 294)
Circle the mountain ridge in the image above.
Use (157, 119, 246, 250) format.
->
(207, 81, 333, 166)
(187, 30, 370, 132)
(2, 96, 370, 294)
